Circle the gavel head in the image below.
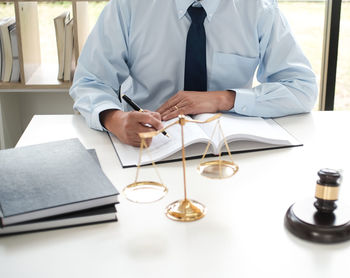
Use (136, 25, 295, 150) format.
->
(314, 168, 341, 214)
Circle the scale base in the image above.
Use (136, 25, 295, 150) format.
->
(166, 199, 206, 222)
(285, 198, 350, 243)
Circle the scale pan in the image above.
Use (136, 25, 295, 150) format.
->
(197, 160, 238, 179)
(123, 181, 168, 203)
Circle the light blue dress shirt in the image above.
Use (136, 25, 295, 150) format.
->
(70, 0, 318, 131)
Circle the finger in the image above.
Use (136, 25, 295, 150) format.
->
(130, 139, 141, 147)
(144, 110, 162, 121)
(144, 138, 152, 148)
(161, 98, 189, 120)
(162, 111, 180, 121)
(161, 108, 178, 120)
(162, 94, 190, 117)
(160, 105, 177, 116)
(159, 101, 183, 119)
(157, 100, 174, 114)
(130, 138, 153, 148)
(133, 138, 152, 148)
(137, 125, 157, 134)
(131, 111, 163, 130)
(156, 93, 181, 114)
(162, 107, 189, 121)
(129, 124, 155, 147)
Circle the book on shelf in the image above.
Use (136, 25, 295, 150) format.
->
(0, 17, 15, 82)
(9, 22, 20, 82)
(54, 11, 70, 80)
(0, 138, 119, 227)
(109, 113, 302, 168)
(0, 204, 117, 236)
(63, 17, 75, 82)
(0, 18, 5, 80)
(0, 25, 2, 79)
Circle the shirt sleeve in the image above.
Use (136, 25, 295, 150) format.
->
(231, 2, 318, 118)
(69, 0, 130, 131)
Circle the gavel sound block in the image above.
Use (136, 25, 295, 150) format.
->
(285, 169, 350, 243)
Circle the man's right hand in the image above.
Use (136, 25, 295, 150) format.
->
(100, 109, 163, 147)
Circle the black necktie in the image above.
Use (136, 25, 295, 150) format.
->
(184, 6, 207, 91)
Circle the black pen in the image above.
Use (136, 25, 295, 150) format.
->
(121, 94, 169, 137)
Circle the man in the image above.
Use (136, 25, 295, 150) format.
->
(70, 0, 318, 147)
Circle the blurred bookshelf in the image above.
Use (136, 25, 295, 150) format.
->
(0, 0, 107, 91)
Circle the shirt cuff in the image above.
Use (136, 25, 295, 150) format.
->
(91, 102, 122, 132)
(229, 88, 256, 115)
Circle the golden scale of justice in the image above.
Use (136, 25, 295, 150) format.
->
(123, 113, 239, 222)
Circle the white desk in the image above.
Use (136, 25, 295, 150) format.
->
(1, 112, 350, 278)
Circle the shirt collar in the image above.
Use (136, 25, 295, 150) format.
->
(174, 0, 221, 21)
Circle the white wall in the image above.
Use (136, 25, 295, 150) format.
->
(0, 92, 22, 149)
(18, 91, 75, 131)
(0, 91, 74, 148)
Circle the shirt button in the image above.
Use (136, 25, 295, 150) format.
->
(242, 106, 247, 112)
(179, 10, 183, 13)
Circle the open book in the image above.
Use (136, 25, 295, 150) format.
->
(109, 113, 301, 168)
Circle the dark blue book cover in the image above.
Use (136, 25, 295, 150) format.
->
(0, 138, 119, 226)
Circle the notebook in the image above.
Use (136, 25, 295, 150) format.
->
(109, 113, 302, 168)
(0, 138, 119, 226)
(0, 204, 117, 236)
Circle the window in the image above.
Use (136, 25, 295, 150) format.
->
(279, 0, 326, 111)
(334, 1, 350, 110)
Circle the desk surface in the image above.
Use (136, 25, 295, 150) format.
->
(1, 112, 350, 278)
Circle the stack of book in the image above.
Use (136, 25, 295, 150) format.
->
(0, 138, 120, 236)
(54, 11, 75, 82)
(0, 17, 20, 83)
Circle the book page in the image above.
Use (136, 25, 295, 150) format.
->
(109, 116, 211, 167)
(193, 113, 292, 154)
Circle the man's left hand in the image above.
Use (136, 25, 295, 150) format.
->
(156, 90, 236, 121)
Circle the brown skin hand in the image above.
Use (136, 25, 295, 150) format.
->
(100, 109, 163, 147)
(157, 90, 236, 121)
(100, 90, 235, 147)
